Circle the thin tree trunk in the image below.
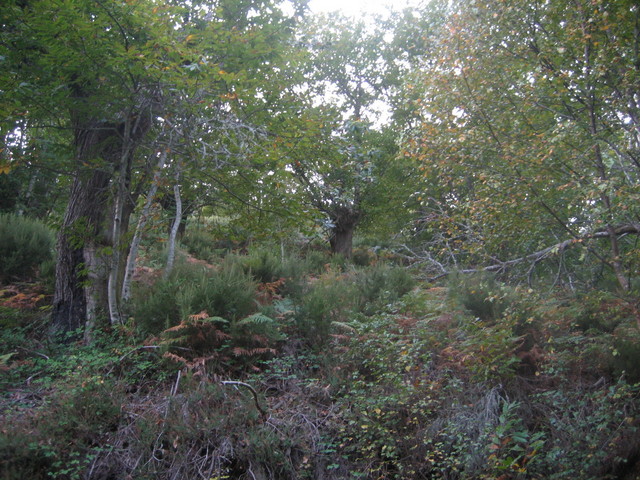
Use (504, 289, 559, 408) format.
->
(107, 117, 138, 325)
(164, 165, 182, 278)
(121, 149, 168, 303)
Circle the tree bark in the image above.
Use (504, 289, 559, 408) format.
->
(121, 149, 168, 303)
(52, 111, 151, 338)
(330, 224, 355, 259)
(52, 153, 113, 337)
(164, 165, 183, 278)
(328, 209, 359, 259)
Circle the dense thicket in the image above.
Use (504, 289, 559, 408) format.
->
(403, 0, 640, 290)
(2, 0, 640, 478)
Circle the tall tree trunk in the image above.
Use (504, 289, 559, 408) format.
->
(329, 210, 359, 259)
(329, 224, 355, 259)
(52, 153, 113, 337)
(52, 111, 151, 339)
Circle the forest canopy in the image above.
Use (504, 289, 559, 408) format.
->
(2, 1, 640, 478)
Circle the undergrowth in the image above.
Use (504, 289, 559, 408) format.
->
(2, 251, 640, 480)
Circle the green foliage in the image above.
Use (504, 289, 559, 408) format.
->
(0, 213, 54, 283)
(180, 228, 223, 262)
(458, 318, 522, 382)
(3, 257, 640, 480)
(177, 259, 256, 322)
(132, 260, 256, 335)
(573, 291, 631, 333)
(131, 262, 196, 335)
(234, 246, 284, 283)
(486, 400, 546, 477)
(0, 433, 52, 480)
(448, 272, 514, 322)
(404, 0, 640, 288)
(611, 324, 640, 383)
(293, 270, 357, 347)
(352, 263, 415, 313)
(533, 380, 640, 479)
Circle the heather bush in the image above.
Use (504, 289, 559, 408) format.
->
(133, 260, 256, 335)
(352, 263, 415, 313)
(448, 271, 515, 322)
(177, 259, 256, 321)
(0, 213, 55, 283)
(180, 227, 221, 262)
(293, 271, 357, 347)
(236, 246, 284, 283)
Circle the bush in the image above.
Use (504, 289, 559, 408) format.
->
(236, 247, 283, 283)
(132, 274, 184, 334)
(294, 272, 357, 347)
(353, 263, 415, 313)
(133, 260, 257, 336)
(181, 228, 221, 262)
(573, 291, 631, 333)
(448, 272, 514, 322)
(178, 259, 256, 321)
(611, 324, 640, 382)
(0, 213, 55, 283)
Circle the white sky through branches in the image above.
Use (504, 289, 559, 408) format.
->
(309, 0, 418, 17)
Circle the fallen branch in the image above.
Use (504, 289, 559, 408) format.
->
(221, 380, 268, 420)
(426, 223, 640, 282)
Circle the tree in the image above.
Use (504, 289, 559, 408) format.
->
(292, 118, 376, 257)
(281, 14, 403, 258)
(403, 0, 640, 289)
(1, 0, 304, 338)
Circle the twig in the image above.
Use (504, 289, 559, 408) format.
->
(16, 346, 50, 361)
(170, 370, 181, 397)
(221, 380, 268, 420)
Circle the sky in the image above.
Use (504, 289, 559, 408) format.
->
(308, 0, 416, 17)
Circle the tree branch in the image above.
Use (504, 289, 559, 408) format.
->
(425, 223, 640, 282)
(221, 381, 268, 420)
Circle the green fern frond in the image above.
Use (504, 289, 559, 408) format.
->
(200, 316, 229, 325)
(236, 313, 276, 326)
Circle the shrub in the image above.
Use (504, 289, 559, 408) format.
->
(181, 228, 221, 262)
(0, 432, 52, 480)
(448, 272, 514, 322)
(294, 272, 357, 347)
(131, 261, 201, 335)
(0, 213, 55, 283)
(611, 324, 640, 382)
(573, 291, 631, 333)
(133, 260, 256, 335)
(532, 380, 640, 479)
(353, 263, 415, 313)
(352, 246, 378, 267)
(177, 259, 256, 321)
(237, 247, 283, 283)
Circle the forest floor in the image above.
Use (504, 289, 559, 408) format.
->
(2, 252, 640, 479)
